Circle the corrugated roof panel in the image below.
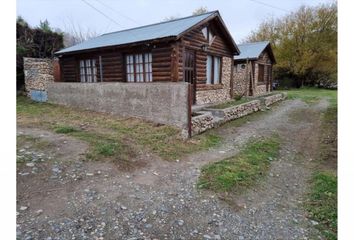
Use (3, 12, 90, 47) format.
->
(56, 11, 216, 54)
(234, 41, 269, 60)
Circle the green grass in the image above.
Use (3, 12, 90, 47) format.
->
(17, 96, 221, 163)
(282, 87, 337, 105)
(305, 172, 337, 240)
(54, 125, 78, 134)
(304, 88, 337, 240)
(197, 136, 281, 192)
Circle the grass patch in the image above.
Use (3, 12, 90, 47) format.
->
(305, 172, 337, 240)
(304, 89, 337, 239)
(17, 135, 52, 151)
(281, 87, 337, 105)
(17, 96, 221, 162)
(198, 136, 281, 193)
(54, 125, 78, 134)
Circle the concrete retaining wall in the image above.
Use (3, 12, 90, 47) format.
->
(48, 82, 190, 130)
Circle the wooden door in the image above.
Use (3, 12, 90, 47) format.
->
(184, 50, 196, 104)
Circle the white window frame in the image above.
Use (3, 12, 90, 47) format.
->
(79, 59, 97, 83)
(206, 55, 222, 84)
(125, 53, 152, 82)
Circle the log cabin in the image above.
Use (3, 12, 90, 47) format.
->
(55, 11, 239, 105)
(233, 41, 276, 97)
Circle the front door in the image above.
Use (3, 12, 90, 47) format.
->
(184, 50, 196, 104)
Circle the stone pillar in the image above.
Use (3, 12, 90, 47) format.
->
(23, 57, 54, 102)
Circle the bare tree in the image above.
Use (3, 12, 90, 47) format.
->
(192, 7, 208, 15)
(61, 18, 100, 47)
(162, 15, 180, 22)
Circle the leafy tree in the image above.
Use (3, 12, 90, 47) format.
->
(16, 17, 64, 90)
(244, 2, 337, 88)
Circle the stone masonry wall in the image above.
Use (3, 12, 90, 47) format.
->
(233, 51, 273, 97)
(196, 57, 232, 105)
(191, 112, 214, 136)
(264, 93, 287, 107)
(233, 63, 249, 97)
(253, 52, 271, 96)
(24, 57, 54, 95)
(223, 100, 261, 121)
(191, 92, 286, 136)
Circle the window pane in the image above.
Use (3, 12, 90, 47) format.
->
(80, 75, 85, 82)
(214, 57, 220, 84)
(206, 55, 212, 84)
(202, 27, 208, 39)
(80, 60, 84, 67)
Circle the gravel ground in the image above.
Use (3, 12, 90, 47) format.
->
(16, 99, 328, 240)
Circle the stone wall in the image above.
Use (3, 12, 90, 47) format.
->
(48, 82, 190, 130)
(24, 58, 54, 98)
(233, 63, 249, 97)
(207, 100, 261, 122)
(264, 93, 287, 107)
(233, 51, 273, 97)
(191, 112, 214, 136)
(195, 57, 232, 105)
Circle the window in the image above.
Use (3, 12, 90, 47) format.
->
(206, 55, 222, 84)
(126, 53, 152, 82)
(258, 64, 265, 83)
(79, 59, 97, 83)
(201, 26, 215, 45)
(236, 64, 246, 72)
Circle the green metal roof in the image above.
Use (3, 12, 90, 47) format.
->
(234, 41, 271, 60)
(56, 11, 235, 55)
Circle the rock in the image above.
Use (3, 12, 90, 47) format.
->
(310, 220, 319, 226)
(20, 206, 28, 211)
(214, 235, 221, 240)
(36, 209, 43, 215)
(177, 219, 184, 226)
(203, 234, 212, 239)
(86, 173, 94, 176)
(26, 162, 35, 167)
(120, 205, 127, 210)
(52, 167, 61, 174)
(145, 224, 152, 229)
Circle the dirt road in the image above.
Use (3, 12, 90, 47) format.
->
(16, 98, 327, 240)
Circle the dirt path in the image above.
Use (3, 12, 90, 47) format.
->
(16, 99, 328, 240)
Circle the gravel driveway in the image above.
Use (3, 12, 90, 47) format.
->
(16, 99, 327, 240)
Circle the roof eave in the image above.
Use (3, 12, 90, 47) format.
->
(55, 36, 177, 56)
(176, 11, 240, 55)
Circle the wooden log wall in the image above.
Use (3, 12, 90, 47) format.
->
(59, 42, 173, 82)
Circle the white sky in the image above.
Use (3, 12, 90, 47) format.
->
(17, 0, 333, 43)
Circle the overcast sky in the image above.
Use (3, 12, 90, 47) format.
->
(17, 0, 333, 43)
